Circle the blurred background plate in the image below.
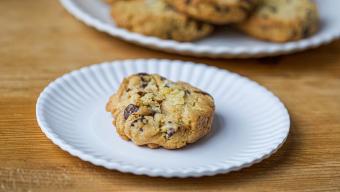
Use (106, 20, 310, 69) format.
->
(59, 0, 340, 58)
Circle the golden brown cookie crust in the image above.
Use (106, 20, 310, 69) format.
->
(110, 0, 214, 41)
(238, 0, 319, 42)
(106, 73, 215, 149)
(166, 0, 256, 24)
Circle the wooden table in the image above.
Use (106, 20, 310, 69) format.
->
(1, 0, 340, 191)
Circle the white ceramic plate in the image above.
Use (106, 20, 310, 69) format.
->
(59, 0, 340, 58)
(36, 59, 290, 177)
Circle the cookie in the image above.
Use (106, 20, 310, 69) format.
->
(165, 0, 256, 24)
(110, 0, 214, 41)
(106, 73, 215, 149)
(238, 0, 319, 42)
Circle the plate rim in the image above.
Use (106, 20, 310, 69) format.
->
(59, 0, 340, 58)
(36, 59, 290, 177)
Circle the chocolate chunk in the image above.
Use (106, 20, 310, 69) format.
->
(141, 81, 148, 88)
(131, 116, 144, 126)
(137, 73, 149, 76)
(185, 0, 191, 4)
(149, 110, 157, 116)
(130, 116, 148, 127)
(139, 75, 149, 88)
(124, 104, 139, 120)
(166, 128, 176, 139)
(137, 91, 146, 96)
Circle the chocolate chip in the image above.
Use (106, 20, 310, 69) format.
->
(185, 0, 191, 4)
(124, 104, 139, 120)
(139, 75, 149, 88)
(126, 88, 131, 92)
(131, 116, 144, 126)
(140, 77, 148, 89)
(139, 128, 143, 132)
(137, 73, 149, 76)
(137, 91, 145, 96)
(149, 110, 157, 116)
(166, 128, 175, 139)
(130, 116, 148, 127)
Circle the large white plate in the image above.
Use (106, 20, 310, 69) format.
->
(36, 59, 290, 177)
(59, 0, 340, 58)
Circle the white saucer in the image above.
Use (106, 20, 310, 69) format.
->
(36, 59, 290, 177)
(59, 0, 340, 58)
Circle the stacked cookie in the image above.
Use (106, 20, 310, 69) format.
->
(108, 0, 319, 43)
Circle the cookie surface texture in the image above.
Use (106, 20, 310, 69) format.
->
(106, 73, 215, 149)
(110, 0, 213, 41)
(238, 0, 319, 42)
(166, 0, 256, 24)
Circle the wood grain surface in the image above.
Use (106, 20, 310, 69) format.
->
(1, 0, 340, 191)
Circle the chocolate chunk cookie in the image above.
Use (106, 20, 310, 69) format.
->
(110, 0, 214, 41)
(238, 0, 319, 42)
(165, 0, 256, 24)
(106, 73, 215, 149)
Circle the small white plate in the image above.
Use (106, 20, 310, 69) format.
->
(36, 59, 290, 177)
(59, 0, 340, 58)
